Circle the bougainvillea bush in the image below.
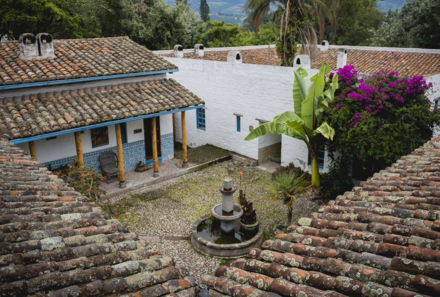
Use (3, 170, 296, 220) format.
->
(323, 65, 440, 178)
(58, 159, 107, 203)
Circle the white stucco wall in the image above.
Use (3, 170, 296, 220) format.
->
(18, 122, 134, 163)
(258, 133, 281, 149)
(167, 58, 331, 172)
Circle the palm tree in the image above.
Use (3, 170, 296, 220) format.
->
(268, 172, 309, 224)
(245, 0, 337, 66)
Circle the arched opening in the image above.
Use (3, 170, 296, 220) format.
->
(177, 46, 183, 51)
(236, 53, 241, 60)
(296, 57, 301, 65)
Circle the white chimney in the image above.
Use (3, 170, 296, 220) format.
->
(337, 49, 348, 69)
(194, 44, 204, 57)
(227, 51, 242, 63)
(320, 40, 329, 52)
(174, 45, 184, 58)
(19, 33, 39, 60)
(36, 33, 55, 59)
(293, 54, 311, 69)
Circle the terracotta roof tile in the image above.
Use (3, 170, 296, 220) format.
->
(165, 48, 440, 77)
(0, 37, 178, 86)
(202, 135, 440, 297)
(0, 78, 203, 140)
(0, 139, 196, 296)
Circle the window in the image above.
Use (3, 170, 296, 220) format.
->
(120, 123, 127, 144)
(197, 108, 206, 130)
(236, 116, 241, 132)
(91, 126, 109, 148)
(46, 136, 57, 140)
(308, 143, 325, 169)
(435, 99, 440, 110)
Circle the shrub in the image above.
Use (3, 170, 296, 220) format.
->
(319, 156, 353, 201)
(58, 159, 107, 204)
(324, 65, 440, 177)
(268, 172, 309, 224)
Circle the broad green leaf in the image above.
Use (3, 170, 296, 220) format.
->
(320, 62, 331, 77)
(302, 69, 325, 130)
(293, 68, 308, 117)
(316, 122, 335, 140)
(273, 111, 304, 124)
(244, 121, 308, 142)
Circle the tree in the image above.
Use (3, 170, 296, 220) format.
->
(0, 0, 83, 40)
(371, 0, 440, 49)
(245, 63, 339, 187)
(120, 0, 201, 50)
(323, 65, 440, 179)
(316, 0, 384, 46)
(193, 21, 276, 47)
(200, 0, 210, 22)
(245, 0, 336, 66)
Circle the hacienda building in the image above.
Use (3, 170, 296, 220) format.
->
(156, 43, 440, 174)
(0, 34, 204, 188)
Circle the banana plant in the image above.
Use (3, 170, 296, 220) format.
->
(245, 62, 339, 187)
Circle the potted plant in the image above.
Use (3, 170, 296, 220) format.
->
(238, 172, 258, 230)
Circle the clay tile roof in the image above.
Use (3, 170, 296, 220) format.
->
(0, 36, 178, 86)
(0, 138, 196, 296)
(202, 135, 440, 297)
(0, 78, 204, 140)
(165, 48, 440, 77)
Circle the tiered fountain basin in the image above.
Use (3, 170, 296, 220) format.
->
(190, 179, 263, 258)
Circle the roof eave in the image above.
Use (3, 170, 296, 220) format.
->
(0, 69, 179, 91)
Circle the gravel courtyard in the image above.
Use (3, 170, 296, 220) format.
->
(109, 160, 319, 281)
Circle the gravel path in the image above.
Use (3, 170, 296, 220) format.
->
(110, 161, 319, 282)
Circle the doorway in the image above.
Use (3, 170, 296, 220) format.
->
(143, 117, 161, 162)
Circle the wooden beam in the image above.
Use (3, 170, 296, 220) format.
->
(115, 124, 126, 188)
(29, 141, 37, 161)
(152, 118, 159, 177)
(74, 132, 84, 169)
(181, 111, 187, 167)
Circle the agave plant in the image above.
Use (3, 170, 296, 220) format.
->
(245, 62, 339, 187)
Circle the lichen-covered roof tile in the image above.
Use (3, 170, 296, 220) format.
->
(202, 135, 440, 297)
(0, 37, 178, 86)
(0, 138, 196, 296)
(0, 79, 204, 140)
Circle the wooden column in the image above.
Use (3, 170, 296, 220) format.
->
(152, 118, 159, 177)
(115, 124, 126, 188)
(74, 132, 84, 169)
(181, 111, 188, 167)
(29, 141, 37, 161)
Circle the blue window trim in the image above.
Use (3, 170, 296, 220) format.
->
(308, 148, 325, 169)
(91, 126, 110, 148)
(236, 116, 241, 132)
(10, 105, 204, 144)
(197, 108, 206, 131)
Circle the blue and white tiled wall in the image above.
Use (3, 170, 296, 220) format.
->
(161, 133, 174, 161)
(42, 134, 174, 173)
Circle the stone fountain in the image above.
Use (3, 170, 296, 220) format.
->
(190, 178, 263, 258)
(211, 178, 242, 232)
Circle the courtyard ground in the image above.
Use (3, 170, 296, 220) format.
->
(108, 159, 319, 281)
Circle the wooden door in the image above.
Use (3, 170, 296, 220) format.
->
(143, 117, 161, 161)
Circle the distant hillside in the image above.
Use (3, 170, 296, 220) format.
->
(164, 0, 406, 26)
(377, 0, 405, 11)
